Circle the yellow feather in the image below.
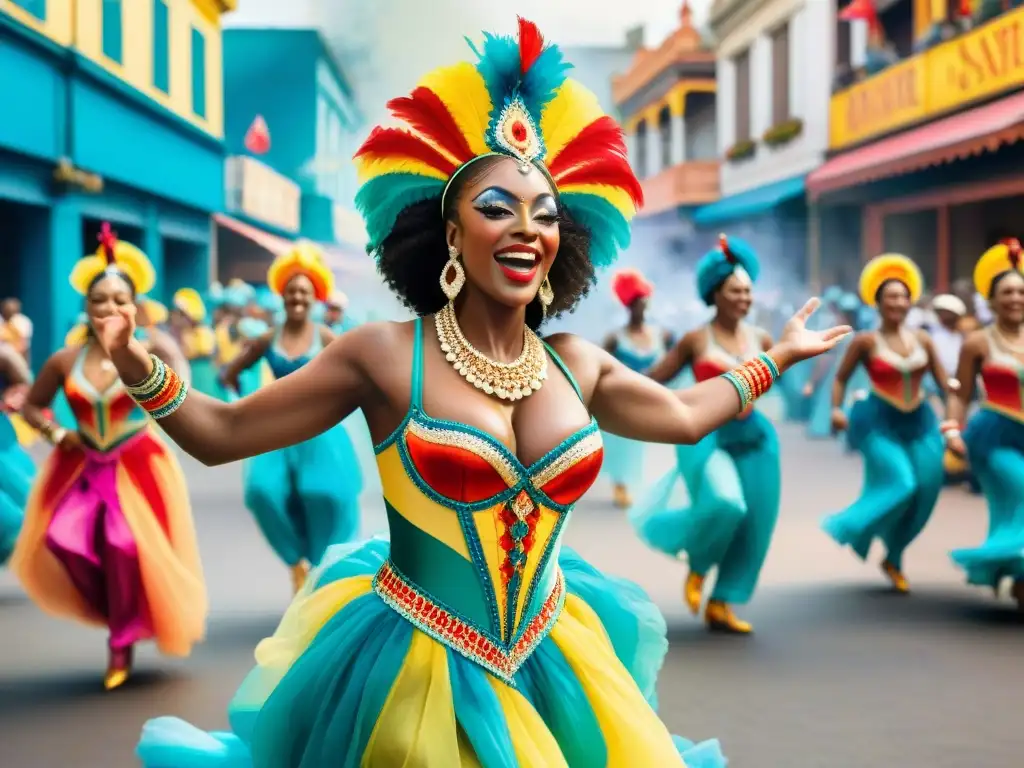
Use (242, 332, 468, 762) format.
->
(859, 254, 923, 307)
(419, 62, 493, 157)
(558, 183, 636, 218)
(974, 242, 1022, 298)
(355, 155, 450, 183)
(267, 241, 336, 300)
(69, 255, 107, 296)
(541, 79, 605, 162)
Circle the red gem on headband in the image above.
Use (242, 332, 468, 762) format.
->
(719, 233, 736, 264)
(98, 222, 118, 265)
(1001, 237, 1022, 269)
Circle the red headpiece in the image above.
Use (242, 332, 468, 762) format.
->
(611, 268, 653, 308)
(1001, 237, 1022, 269)
(98, 222, 118, 266)
(719, 233, 737, 265)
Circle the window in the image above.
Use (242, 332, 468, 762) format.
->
(658, 107, 672, 170)
(102, 0, 123, 65)
(153, 0, 170, 93)
(733, 49, 751, 142)
(191, 27, 207, 118)
(634, 119, 648, 178)
(10, 0, 45, 20)
(771, 22, 791, 125)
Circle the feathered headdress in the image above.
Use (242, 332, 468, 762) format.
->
(974, 238, 1024, 298)
(266, 241, 335, 302)
(611, 268, 653, 308)
(139, 298, 168, 327)
(354, 17, 643, 268)
(173, 288, 207, 323)
(858, 254, 923, 307)
(69, 222, 156, 296)
(695, 234, 760, 305)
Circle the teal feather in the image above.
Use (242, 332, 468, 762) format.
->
(354, 174, 446, 253)
(561, 192, 632, 269)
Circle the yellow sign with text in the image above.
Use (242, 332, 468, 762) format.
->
(829, 7, 1024, 150)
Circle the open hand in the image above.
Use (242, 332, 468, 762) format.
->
(2, 383, 28, 413)
(92, 304, 137, 356)
(772, 299, 852, 369)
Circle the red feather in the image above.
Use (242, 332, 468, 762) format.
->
(719, 234, 736, 264)
(548, 117, 627, 177)
(1002, 237, 1022, 268)
(518, 17, 544, 74)
(387, 87, 475, 164)
(355, 127, 459, 176)
(554, 154, 644, 208)
(611, 269, 653, 307)
(98, 222, 118, 264)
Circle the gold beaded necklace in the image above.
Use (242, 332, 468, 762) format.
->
(434, 302, 547, 401)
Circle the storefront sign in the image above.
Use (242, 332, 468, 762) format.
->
(829, 7, 1024, 150)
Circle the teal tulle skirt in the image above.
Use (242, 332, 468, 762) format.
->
(630, 409, 781, 605)
(136, 539, 727, 768)
(949, 409, 1024, 589)
(0, 412, 33, 564)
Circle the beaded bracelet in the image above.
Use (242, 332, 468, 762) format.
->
(722, 352, 781, 411)
(124, 354, 188, 419)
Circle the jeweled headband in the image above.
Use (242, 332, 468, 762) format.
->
(352, 17, 644, 268)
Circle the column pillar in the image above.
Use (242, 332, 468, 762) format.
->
(670, 112, 687, 165)
(48, 196, 83, 361)
(863, 205, 884, 261)
(624, 131, 638, 175)
(936, 204, 950, 292)
(808, 199, 821, 294)
(645, 127, 660, 178)
(143, 201, 165, 301)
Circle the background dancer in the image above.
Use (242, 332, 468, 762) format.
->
(632, 235, 781, 634)
(601, 267, 672, 509)
(823, 254, 947, 593)
(947, 240, 1024, 608)
(9, 226, 207, 690)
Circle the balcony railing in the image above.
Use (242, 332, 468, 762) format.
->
(225, 156, 301, 234)
(829, 6, 1024, 151)
(639, 160, 720, 217)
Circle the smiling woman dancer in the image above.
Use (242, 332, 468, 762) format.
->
(118, 19, 845, 767)
(823, 254, 948, 592)
(946, 240, 1024, 607)
(10, 226, 206, 690)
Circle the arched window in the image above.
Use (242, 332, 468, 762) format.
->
(658, 106, 672, 169)
(634, 119, 648, 177)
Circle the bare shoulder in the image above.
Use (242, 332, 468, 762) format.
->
(542, 332, 603, 393)
(47, 345, 80, 375)
(961, 328, 989, 355)
(330, 319, 416, 371)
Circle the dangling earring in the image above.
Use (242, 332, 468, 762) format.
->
(441, 245, 465, 302)
(538, 275, 554, 318)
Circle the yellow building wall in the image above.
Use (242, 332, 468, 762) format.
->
(0, 0, 225, 138)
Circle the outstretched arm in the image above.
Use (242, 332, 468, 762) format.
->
(646, 331, 696, 384)
(101, 308, 377, 466)
(558, 300, 850, 444)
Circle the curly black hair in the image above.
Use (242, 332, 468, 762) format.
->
(375, 155, 596, 331)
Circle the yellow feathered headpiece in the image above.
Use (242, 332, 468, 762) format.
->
(173, 288, 207, 323)
(69, 222, 156, 296)
(859, 254, 923, 307)
(139, 298, 168, 327)
(974, 238, 1024, 298)
(267, 241, 335, 302)
(354, 17, 643, 268)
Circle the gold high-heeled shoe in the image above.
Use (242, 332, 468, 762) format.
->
(612, 484, 632, 510)
(881, 560, 909, 593)
(683, 571, 705, 615)
(104, 646, 133, 691)
(705, 600, 753, 634)
(290, 561, 310, 594)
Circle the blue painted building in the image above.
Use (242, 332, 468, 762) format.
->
(0, 0, 235, 370)
(216, 27, 367, 283)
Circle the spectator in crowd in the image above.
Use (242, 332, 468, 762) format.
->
(0, 298, 32, 360)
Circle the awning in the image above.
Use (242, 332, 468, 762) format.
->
(214, 213, 292, 255)
(693, 175, 805, 227)
(808, 90, 1024, 198)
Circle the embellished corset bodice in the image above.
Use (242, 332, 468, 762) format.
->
(692, 324, 763, 419)
(866, 331, 928, 412)
(64, 349, 149, 451)
(372, 318, 604, 684)
(263, 325, 322, 379)
(613, 326, 666, 372)
(979, 327, 1024, 423)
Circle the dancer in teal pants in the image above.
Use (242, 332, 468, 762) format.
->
(823, 254, 947, 592)
(946, 240, 1024, 608)
(601, 268, 672, 509)
(0, 346, 33, 564)
(632, 235, 780, 634)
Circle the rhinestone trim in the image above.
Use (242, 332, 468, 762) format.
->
(532, 431, 603, 488)
(373, 559, 564, 685)
(406, 420, 520, 489)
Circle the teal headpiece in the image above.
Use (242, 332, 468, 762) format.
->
(695, 234, 761, 306)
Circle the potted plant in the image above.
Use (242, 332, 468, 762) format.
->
(726, 139, 756, 162)
(762, 117, 804, 148)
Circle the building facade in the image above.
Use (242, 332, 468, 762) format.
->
(215, 27, 370, 284)
(612, 3, 720, 290)
(0, 0, 233, 370)
(699, 0, 835, 292)
(809, 0, 1024, 293)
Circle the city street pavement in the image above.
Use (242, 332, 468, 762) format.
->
(1, 424, 1021, 767)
